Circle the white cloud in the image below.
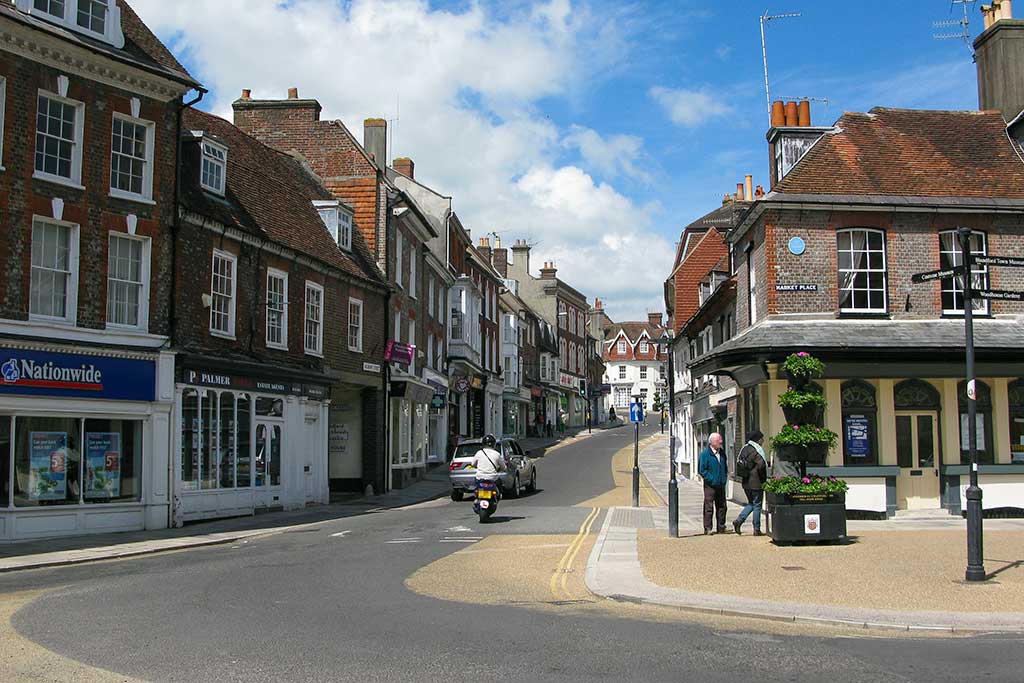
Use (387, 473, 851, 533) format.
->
(563, 125, 650, 182)
(650, 85, 733, 127)
(132, 0, 665, 321)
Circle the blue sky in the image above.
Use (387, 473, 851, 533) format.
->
(133, 0, 982, 323)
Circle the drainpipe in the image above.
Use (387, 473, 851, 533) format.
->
(168, 86, 205, 530)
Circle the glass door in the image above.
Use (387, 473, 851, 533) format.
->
(895, 412, 940, 510)
(254, 420, 282, 489)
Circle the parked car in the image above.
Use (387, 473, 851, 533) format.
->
(448, 437, 537, 501)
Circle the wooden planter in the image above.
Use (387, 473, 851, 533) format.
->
(766, 491, 847, 543)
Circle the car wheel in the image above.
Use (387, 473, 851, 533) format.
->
(508, 474, 520, 499)
(526, 469, 537, 493)
(450, 489, 464, 502)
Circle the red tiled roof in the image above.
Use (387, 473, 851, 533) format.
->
(181, 108, 384, 284)
(776, 108, 1024, 198)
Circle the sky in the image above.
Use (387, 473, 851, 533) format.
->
(132, 0, 984, 323)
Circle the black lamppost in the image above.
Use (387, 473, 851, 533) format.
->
(657, 332, 679, 538)
(632, 392, 642, 507)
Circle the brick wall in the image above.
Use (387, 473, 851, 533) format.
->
(0, 53, 178, 335)
(671, 229, 728, 333)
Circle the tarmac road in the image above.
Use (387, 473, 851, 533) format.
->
(1, 423, 1023, 682)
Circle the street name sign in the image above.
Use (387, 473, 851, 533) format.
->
(975, 255, 1024, 268)
(911, 266, 964, 283)
(975, 289, 1024, 301)
(630, 402, 644, 423)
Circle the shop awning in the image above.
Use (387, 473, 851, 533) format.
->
(390, 377, 435, 404)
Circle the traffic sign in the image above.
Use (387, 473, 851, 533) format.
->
(975, 289, 1024, 301)
(975, 255, 1024, 268)
(629, 402, 644, 424)
(911, 266, 964, 283)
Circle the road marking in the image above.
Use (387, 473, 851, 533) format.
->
(561, 508, 600, 594)
(446, 525, 473, 533)
(385, 538, 422, 544)
(440, 538, 481, 543)
(330, 531, 351, 538)
(550, 507, 600, 600)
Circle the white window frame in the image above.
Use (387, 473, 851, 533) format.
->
(618, 365, 626, 380)
(105, 232, 150, 331)
(639, 340, 649, 354)
(0, 76, 6, 170)
(394, 311, 402, 343)
(109, 112, 155, 202)
(408, 319, 416, 374)
(34, 90, 85, 189)
(348, 297, 363, 353)
(29, 217, 79, 324)
(747, 247, 757, 324)
(209, 249, 237, 338)
(313, 200, 340, 243)
(265, 268, 288, 350)
(304, 281, 324, 356)
(837, 228, 888, 314)
(640, 365, 648, 380)
(940, 230, 989, 316)
(395, 232, 404, 289)
(409, 242, 418, 299)
(200, 138, 227, 196)
(427, 277, 434, 319)
(23, 0, 124, 47)
(338, 209, 353, 251)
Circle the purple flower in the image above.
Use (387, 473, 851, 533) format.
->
(797, 352, 809, 357)
(792, 424, 800, 430)
(802, 477, 811, 484)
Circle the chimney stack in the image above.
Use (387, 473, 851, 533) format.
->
(363, 118, 387, 166)
(797, 100, 811, 126)
(755, 185, 765, 198)
(975, 1, 1023, 118)
(771, 100, 786, 127)
(784, 101, 798, 126)
(735, 182, 744, 200)
(393, 157, 414, 179)
(492, 237, 508, 277)
(509, 239, 531, 281)
(647, 312, 663, 327)
(744, 175, 753, 201)
(477, 237, 492, 265)
(287, 87, 299, 99)
(595, 298, 603, 310)
(241, 89, 251, 99)
(540, 261, 557, 279)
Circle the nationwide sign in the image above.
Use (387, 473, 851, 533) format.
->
(975, 255, 1024, 268)
(975, 289, 1024, 301)
(0, 349, 155, 401)
(910, 266, 964, 283)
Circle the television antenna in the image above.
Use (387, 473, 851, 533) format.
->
(775, 96, 832, 114)
(933, 0, 978, 53)
(760, 10, 802, 125)
(387, 94, 399, 160)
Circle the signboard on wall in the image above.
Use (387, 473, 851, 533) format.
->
(844, 414, 871, 459)
(0, 349, 155, 401)
(183, 367, 328, 400)
(384, 340, 415, 366)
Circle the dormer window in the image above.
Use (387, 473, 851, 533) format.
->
(21, 0, 125, 47)
(200, 139, 227, 195)
(313, 200, 352, 250)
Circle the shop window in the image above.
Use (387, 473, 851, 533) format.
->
(181, 390, 254, 491)
(0, 416, 10, 507)
(743, 385, 760, 438)
(181, 389, 199, 490)
(413, 403, 426, 465)
(1009, 380, 1024, 464)
(256, 396, 283, 417)
(13, 416, 81, 506)
(958, 380, 994, 465)
(939, 230, 989, 315)
(392, 399, 411, 466)
(82, 419, 142, 502)
(837, 228, 887, 313)
(254, 423, 281, 487)
(841, 380, 878, 466)
(218, 392, 235, 489)
(201, 391, 217, 489)
(236, 395, 251, 487)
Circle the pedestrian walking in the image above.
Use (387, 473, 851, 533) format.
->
(732, 430, 768, 536)
(697, 432, 729, 534)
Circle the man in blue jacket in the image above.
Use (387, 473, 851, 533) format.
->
(698, 432, 729, 534)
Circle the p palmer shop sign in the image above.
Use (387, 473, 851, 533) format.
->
(0, 348, 156, 401)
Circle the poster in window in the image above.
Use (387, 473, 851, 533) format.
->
(29, 431, 68, 500)
(85, 432, 121, 498)
(844, 414, 871, 459)
(960, 413, 986, 451)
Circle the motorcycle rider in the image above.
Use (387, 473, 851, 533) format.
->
(471, 434, 506, 487)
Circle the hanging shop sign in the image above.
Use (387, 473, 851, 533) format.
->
(452, 376, 471, 394)
(559, 372, 578, 389)
(183, 367, 328, 399)
(85, 432, 121, 498)
(384, 340, 415, 366)
(0, 348, 155, 401)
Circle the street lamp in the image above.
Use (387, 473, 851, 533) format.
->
(656, 332, 679, 538)
(632, 392, 642, 507)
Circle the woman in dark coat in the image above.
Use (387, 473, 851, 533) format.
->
(733, 430, 768, 536)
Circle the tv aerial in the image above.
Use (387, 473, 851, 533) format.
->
(933, 0, 978, 54)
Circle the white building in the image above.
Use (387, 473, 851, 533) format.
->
(602, 315, 669, 418)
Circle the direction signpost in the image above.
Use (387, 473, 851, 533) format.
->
(630, 399, 643, 507)
(909, 228, 1024, 582)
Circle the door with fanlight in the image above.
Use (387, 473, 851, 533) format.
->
(895, 412, 941, 510)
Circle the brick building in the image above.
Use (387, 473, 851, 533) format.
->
(172, 107, 388, 521)
(691, 81, 1024, 517)
(0, 0, 197, 540)
(232, 90, 441, 491)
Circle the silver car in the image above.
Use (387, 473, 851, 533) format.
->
(448, 437, 537, 501)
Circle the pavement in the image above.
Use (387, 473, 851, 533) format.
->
(584, 434, 1024, 633)
(0, 424, 617, 573)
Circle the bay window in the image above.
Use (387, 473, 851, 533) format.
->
(837, 228, 887, 313)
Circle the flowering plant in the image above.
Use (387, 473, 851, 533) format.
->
(777, 389, 826, 410)
(782, 352, 824, 379)
(769, 423, 838, 449)
(763, 474, 848, 495)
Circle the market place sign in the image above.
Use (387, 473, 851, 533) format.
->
(0, 349, 155, 401)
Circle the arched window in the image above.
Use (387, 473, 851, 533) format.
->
(1010, 380, 1024, 464)
(893, 379, 941, 411)
(958, 380, 994, 465)
(842, 380, 878, 466)
(837, 228, 887, 313)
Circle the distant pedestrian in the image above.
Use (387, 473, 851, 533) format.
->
(698, 432, 729, 535)
(733, 430, 768, 537)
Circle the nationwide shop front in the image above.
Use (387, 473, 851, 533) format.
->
(0, 342, 175, 541)
(173, 357, 330, 524)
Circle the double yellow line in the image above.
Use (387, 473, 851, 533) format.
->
(550, 506, 601, 599)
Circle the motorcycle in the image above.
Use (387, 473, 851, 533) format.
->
(473, 478, 501, 523)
